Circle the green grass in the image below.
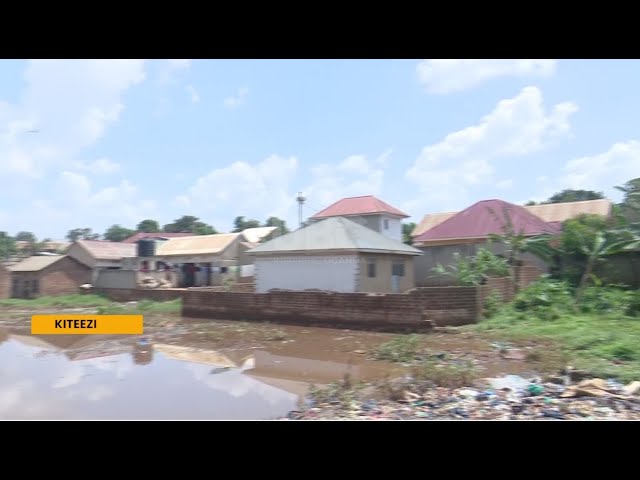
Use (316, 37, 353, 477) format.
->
(0, 294, 112, 308)
(475, 310, 640, 382)
(372, 334, 422, 362)
(96, 298, 181, 315)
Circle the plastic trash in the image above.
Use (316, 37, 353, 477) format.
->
(489, 375, 530, 391)
(527, 384, 544, 396)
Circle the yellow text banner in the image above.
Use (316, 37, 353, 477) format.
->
(31, 314, 143, 335)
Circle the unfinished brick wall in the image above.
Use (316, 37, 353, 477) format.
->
(0, 265, 10, 299)
(94, 288, 184, 302)
(182, 286, 479, 330)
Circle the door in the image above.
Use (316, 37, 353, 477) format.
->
(391, 275, 400, 293)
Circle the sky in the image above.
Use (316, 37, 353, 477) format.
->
(1, 59, 639, 240)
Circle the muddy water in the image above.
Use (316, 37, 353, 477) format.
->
(0, 316, 404, 420)
(0, 313, 532, 420)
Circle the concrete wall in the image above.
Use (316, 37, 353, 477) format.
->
(380, 215, 402, 242)
(254, 254, 358, 293)
(11, 257, 91, 298)
(94, 269, 137, 289)
(0, 265, 10, 299)
(356, 254, 416, 293)
(181, 286, 481, 330)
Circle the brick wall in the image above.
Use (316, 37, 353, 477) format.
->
(0, 265, 10, 299)
(40, 257, 91, 296)
(182, 286, 479, 331)
(94, 288, 184, 302)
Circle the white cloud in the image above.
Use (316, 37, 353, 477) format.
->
(177, 154, 298, 229)
(0, 60, 145, 180)
(186, 84, 200, 104)
(304, 154, 385, 211)
(562, 140, 640, 199)
(75, 157, 120, 174)
(417, 59, 557, 94)
(496, 179, 513, 189)
(406, 86, 577, 212)
(374, 148, 393, 167)
(167, 59, 191, 70)
(223, 87, 249, 109)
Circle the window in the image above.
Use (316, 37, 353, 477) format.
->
(32, 280, 39, 294)
(367, 258, 376, 278)
(383, 219, 389, 230)
(392, 261, 405, 277)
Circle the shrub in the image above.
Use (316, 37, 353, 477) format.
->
(511, 277, 573, 320)
(483, 291, 503, 319)
(373, 334, 421, 362)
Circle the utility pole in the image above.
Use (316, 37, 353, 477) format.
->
(296, 191, 306, 228)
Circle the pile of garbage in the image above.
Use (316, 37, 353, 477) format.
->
(138, 276, 173, 289)
(286, 375, 640, 420)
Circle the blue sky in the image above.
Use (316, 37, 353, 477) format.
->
(1, 59, 639, 240)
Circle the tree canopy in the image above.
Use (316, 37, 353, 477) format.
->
(402, 222, 416, 245)
(264, 216, 290, 234)
(66, 228, 101, 242)
(104, 224, 136, 242)
(232, 216, 261, 233)
(136, 219, 161, 233)
(163, 216, 218, 235)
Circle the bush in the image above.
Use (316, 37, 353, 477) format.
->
(579, 287, 640, 318)
(483, 291, 502, 319)
(511, 277, 573, 321)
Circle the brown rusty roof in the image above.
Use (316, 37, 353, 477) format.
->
(311, 195, 409, 219)
(77, 240, 136, 260)
(156, 233, 240, 256)
(9, 255, 65, 272)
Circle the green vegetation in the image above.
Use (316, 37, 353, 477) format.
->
(373, 334, 422, 362)
(96, 298, 181, 315)
(0, 294, 112, 308)
(476, 278, 640, 382)
(432, 248, 509, 286)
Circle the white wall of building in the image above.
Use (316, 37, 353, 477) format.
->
(379, 215, 402, 242)
(254, 255, 358, 293)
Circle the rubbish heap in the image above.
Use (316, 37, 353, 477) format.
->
(286, 375, 640, 420)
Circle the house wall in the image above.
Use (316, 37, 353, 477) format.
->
(66, 243, 96, 268)
(0, 265, 10, 299)
(415, 240, 550, 287)
(254, 254, 358, 293)
(94, 269, 138, 289)
(11, 257, 91, 298)
(356, 254, 416, 293)
(379, 215, 403, 242)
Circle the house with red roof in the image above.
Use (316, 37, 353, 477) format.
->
(310, 195, 409, 242)
(412, 199, 561, 286)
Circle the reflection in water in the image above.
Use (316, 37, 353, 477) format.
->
(0, 324, 400, 420)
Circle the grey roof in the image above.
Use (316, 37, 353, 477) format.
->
(9, 255, 65, 272)
(247, 217, 423, 256)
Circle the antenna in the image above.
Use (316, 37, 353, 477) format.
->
(296, 191, 306, 228)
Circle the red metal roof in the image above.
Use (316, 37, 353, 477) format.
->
(311, 195, 409, 219)
(122, 232, 193, 243)
(414, 199, 561, 242)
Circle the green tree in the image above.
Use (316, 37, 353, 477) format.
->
(163, 216, 217, 235)
(264, 216, 290, 234)
(14, 231, 36, 242)
(104, 224, 136, 242)
(544, 189, 604, 204)
(616, 177, 640, 228)
(136, 219, 161, 233)
(402, 222, 417, 245)
(553, 214, 639, 299)
(432, 248, 510, 286)
(487, 207, 556, 293)
(232, 216, 261, 233)
(66, 228, 100, 242)
(524, 200, 538, 206)
(0, 232, 18, 259)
